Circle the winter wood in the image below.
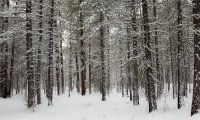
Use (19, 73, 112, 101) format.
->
(0, 0, 200, 119)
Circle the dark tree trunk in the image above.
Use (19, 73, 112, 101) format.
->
(120, 42, 124, 97)
(100, 11, 106, 101)
(55, 18, 60, 96)
(142, 0, 157, 112)
(16, 69, 20, 94)
(69, 41, 73, 93)
(89, 43, 92, 94)
(26, 0, 35, 108)
(10, 40, 15, 96)
(79, 0, 86, 96)
(107, 45, 110, 96)
(132, 0, 139, 105)
(169, 24, 175, 96)
(60, 36, 65, 94)
(75, 53, 80, 93)
(105, 13, 110, 96)
(153, 0, 161, 99)
(177, 0, 184, 109)
(47, 0, 55, 106)
(191, 0, 200, 116)
(56, 41, 60, 95)
(126, 25, 132, 101)
(0, 0, 4, 97)
(35, 0, 43, 105)
(0, 43, 9, 98)
(0, 0, 10, 98)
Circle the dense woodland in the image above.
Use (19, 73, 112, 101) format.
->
(0, 0, 200, 117)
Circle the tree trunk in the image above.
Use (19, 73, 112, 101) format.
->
(55, 41, 60, 95)
(26, 0, 35, 108)
(0, 0, 10, 98)
(10, 40, 15, 96)
(107, 45, 110, 96)
(35, 0, 43, 105)
(100, 11, 106, 101)
(142, 0, 157, 112)
(75, 53, 80, 93)
(132, 0, 139, 105)
(191, 0, 200, 116)
(89, 43, 92, 94)
(120, 55, 124, 97)
(69, 41, 73, 94)
(126, 25, 132, 101)
(60, 35, 65, 94)
(79, 0, 86, 96)
(47, 0, 55, 106)
(153, 0, 161, 99)
(177, 0, 184, 109)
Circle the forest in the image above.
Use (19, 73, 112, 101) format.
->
(0, 0, 200, 120)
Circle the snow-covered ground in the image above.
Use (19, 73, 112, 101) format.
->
(0, 91, 200, 120)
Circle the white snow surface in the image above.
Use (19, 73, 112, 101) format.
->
(0, 91, 200, 120)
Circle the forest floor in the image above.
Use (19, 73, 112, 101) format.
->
(0, 90, 200, 120)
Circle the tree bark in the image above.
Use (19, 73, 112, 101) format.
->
(79, 0, 86, 96)
(26, 0, 35, 108)
(177, 0, 184, 109)
(100, 11, 106, 101)
(191, 0, 200, 116)
(75, 53, 80, 93)
(126, 24, 132, 101)
(89, 43, 92, 94)
(132, 0, 139, 105)
(60, 35, 65, 94)
(47, 0, 55, 106)
(142, 0, 157, 112)
(35, 0, 43, 104)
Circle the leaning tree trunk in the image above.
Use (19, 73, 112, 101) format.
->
(142, 0, 157, 113)
(191, 0, 200, 116)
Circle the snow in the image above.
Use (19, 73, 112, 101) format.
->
(0, 91, 200, 120)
